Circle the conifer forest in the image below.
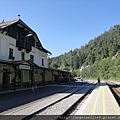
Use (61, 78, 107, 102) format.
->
(48, 25, 120, 80)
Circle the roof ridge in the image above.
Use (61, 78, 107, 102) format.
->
(0, 19, 51, 54)
(0, 19, 19, 25)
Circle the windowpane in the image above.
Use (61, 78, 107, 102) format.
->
(9, 48, 13, 56)
(9, 48, 14, 60)
(21, 52, 24, 60)
(30, 55, 34, 62)
(16, 32, 19, 40)
(21, 35, 24, 41)
(42, 58, 44, 66)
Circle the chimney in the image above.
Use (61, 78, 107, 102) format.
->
(2, 19, 4, 23)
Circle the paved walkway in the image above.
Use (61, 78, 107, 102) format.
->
(76, 81, 120, 115)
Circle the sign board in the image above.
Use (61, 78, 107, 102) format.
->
(19, 65, 30, 70)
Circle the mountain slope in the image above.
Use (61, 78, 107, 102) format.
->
(49, 25, 120, 72)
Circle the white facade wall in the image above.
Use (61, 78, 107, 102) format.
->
(32, 47, 48, 67)
(0, 33, 48, 68)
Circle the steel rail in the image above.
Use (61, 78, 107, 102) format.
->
(22, 81, 96, 120)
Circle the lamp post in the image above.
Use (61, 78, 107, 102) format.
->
(25, 33, 33, 38)
(23, 33, 33, 86)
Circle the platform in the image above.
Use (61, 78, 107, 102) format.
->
(76, 81, 120, 115)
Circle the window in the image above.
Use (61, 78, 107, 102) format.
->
(42, 58, 44, 66)
(21, 52, 25, 60)
(21, 35, 24, 41)
(9, 48, 14, 60)
(16, 32, 19, 40)
(9, 48, 13, 56)
(26, 37, 29, 43)
(30, 55, 34, 62)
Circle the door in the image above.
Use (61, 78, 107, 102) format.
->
(16, 70, 22, 87)
(2, 70, 10, 88)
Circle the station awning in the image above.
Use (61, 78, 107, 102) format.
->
(0, 59, 39, 69)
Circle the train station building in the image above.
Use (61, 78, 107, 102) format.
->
(0, 19, 70, 91)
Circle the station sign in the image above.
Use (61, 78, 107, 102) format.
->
(19, 65, 30, 70)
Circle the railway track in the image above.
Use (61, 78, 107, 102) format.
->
(21, 81, 96, 120)
(57, 85, 95, 120)
(106, 81, 120, 106)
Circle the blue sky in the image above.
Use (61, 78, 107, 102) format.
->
(0, 0, 120, 57)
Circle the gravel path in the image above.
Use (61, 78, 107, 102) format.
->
(37, 85, 94, 115)
(0, 81, 96, 120)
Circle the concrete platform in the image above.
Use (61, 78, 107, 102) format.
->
(76, 81, 120, 115)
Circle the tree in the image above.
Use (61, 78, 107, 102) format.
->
(48, 24, 120, 80)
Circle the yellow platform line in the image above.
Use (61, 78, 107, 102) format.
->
(102, 87, 106, 115)
(91, 87, 101, 115)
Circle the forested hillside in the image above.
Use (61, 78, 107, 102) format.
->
(48, 25, 120, 80)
